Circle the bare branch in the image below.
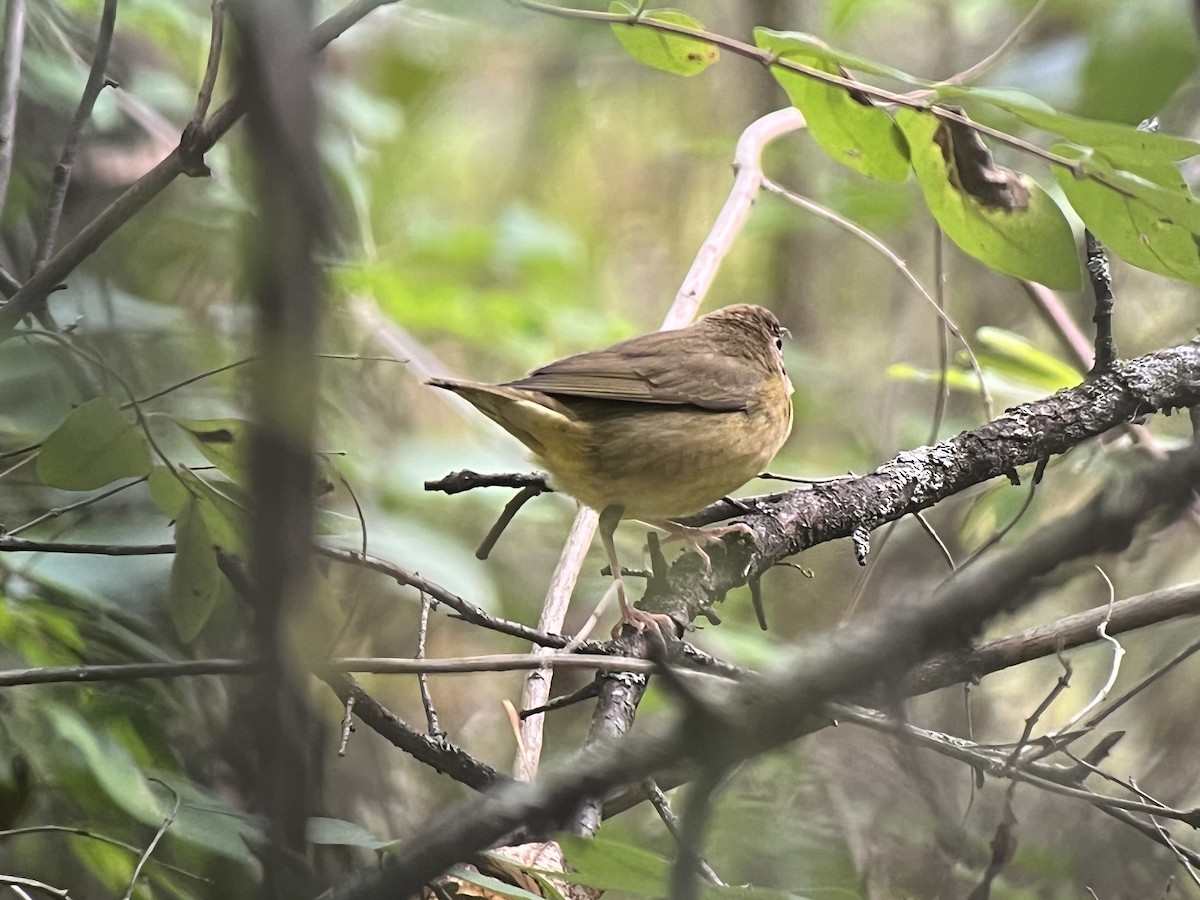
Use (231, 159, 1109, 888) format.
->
(35, 0, 119, 273)
(0, 0, 26, 217)
(190, 0, 226, 127)
(326, 442, 1200, 899)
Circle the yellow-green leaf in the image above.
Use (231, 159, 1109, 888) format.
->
(176, 468, 250, 554)
(754, 28, 909, 182)
(975, 327, 1082, 392)
(609, 3, 717, 76)
(937, 86, 1200, 165)
(37, 397, 152, 491)
(1053, 143, 1200, 282)
(170, 499, 224, 642)
(178, 417, 253, 485)
(148, 464, 189, 518)
(896, 108, 1080, 289)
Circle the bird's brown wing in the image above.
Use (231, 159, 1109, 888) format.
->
(504, 327, 761, 411)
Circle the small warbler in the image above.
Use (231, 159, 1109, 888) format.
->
(429, 303, 793, 634)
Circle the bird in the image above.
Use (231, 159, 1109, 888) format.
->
(428, 303, 794, 635)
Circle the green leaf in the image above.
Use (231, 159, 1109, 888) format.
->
(1053, 144, 1200, 282)
(895, 108, 1080, 289)
(46, 705, 163, 823)
(315, 508, 361, 536)
(176, 468, 250, 554)
(557, 833, 670, 895)
(608, 3, 718, 77)
(885, 362, 983, 394)
(935, 86, 1200, 167)
(975, 327, 1082, 393)
(148, 774, 264, 860)
(148, 464, 189, 518)
(178, 417, 253, 484)
(37, 397, 152, 490)
(450, 869, 548, 900)
(307, 816, 396, 851)
(169, 499, 224, 642)
(755, 28, 909, 182)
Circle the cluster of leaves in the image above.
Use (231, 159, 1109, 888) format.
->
(612, 4, 1200, 292)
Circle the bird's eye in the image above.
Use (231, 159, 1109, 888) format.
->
(775, 337, 784, 352)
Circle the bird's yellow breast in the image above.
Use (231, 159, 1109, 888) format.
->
(535, 375, 792, 520)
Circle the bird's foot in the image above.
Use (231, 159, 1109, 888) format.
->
(609, 575, 677, 640)
(646, 520, 754, 569)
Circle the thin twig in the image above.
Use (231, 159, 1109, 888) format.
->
(0, 826, 207, 882)
(961, 457, 1045, 567)
(190, 0, 225, 127)
(0, 0, 26, 217)
(35, 0, 120, 272)
(762, 174, 992, 418)
(1019, 280, 1094, 371)
(1052, 566, 1123, 736)
(837, 702, 1200, 822)
(424, 470, 551, 495)
(642, 780, 725, 886)
(1005, 652, 1072, 771)
(337, 695, 355, 756)
(0, 874, 70, 898)
(911, 509, 956, 570)
(416, 592, 444, 738)
(317, 546, 570, 649)
(665, 106, 805, 328)
(0, 653, 723, 688)
(1084, 634, 1200, 730)
(515, 506, 598, 781)
(0, 536, 175, 554)
(944, 0, 1052, 85)
(1086, 231, 1117, 373)
(929, 227, 950, 442)
(6, 475, 149, 536)
(475, 484, 545, 560)
(122, 781, 180, 899)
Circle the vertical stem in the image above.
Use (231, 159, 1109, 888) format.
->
(233, 0, 326, 894)
(1085, 230, 1117, 373)
(0, 0, 26, 219)
(35, 0, 119, 274)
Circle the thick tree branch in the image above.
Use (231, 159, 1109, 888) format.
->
(322, 442, 1200, 899)
(648, 339, 1200, 626)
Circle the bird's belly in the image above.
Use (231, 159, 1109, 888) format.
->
(536, 404, 789, 520)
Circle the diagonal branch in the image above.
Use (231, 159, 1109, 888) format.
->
(647, 339, 1200, 627)
(321, 436, 1200, 899)
(35, 0, 119, 273)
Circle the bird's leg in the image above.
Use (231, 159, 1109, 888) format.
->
(599, 504, 676, 638)
(643, 518, 754, 570)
